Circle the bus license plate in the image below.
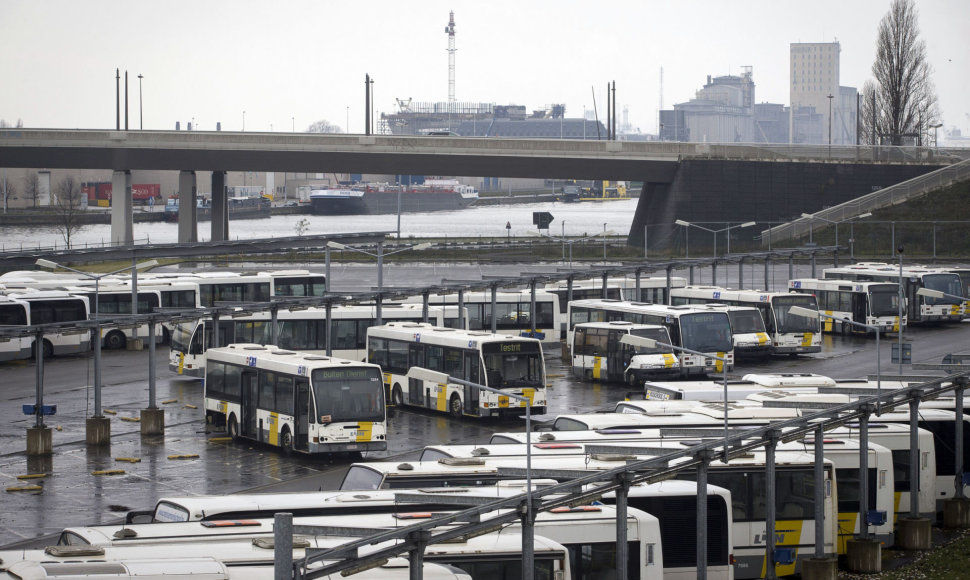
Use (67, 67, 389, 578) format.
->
(345, 444, 358, 450)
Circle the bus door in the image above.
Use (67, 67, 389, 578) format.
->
(606, 329, 626, 381)
(241, 370, 258, 439)
(463, 351, 480, 414)
(295, 378, 310, 452)
(408, 343, 425, 406)
(852, 294, 867, 328)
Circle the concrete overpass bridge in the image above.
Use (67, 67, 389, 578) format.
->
(3, 128, 966, 249)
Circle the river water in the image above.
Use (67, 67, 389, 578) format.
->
(0, 199, 640, 251)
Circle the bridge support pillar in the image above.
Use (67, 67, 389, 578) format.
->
(177, 170, 198, 243)
(110, 170, 133, 245)
(211, 171, 228, 241)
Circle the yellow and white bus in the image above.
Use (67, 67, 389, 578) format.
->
(366, 322, 547, 418)
(821, 263, 964, 323)
(570, 321, 679, 385)
(204, 344, 386, 455)
(669, 286, 822, 355)
(566, 299, 735, 377)
(788, 278, 904, 334)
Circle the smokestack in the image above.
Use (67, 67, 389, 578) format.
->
(124, 70, 129, 130)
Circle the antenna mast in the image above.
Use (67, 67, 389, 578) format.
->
(445, 11, 456, 102)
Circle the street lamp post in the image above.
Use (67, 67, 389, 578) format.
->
(242, 110, 246, 131)
(326, 240, 432, 290)
(675, 219, 755, 259)
(827, 94, 834, 156)
(36, 258, 158, 444)
(137, 74, 143, 130)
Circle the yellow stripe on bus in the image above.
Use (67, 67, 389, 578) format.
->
(592, 356, 602, 380)
(836, 511, 860, 554)
(801, 332, 815, 347)
(757, 333, 769, 345)
(436, 383, 447, 412)
(268, 413, 278, 446)
(522, 389, 535, 407)
(662, 353, 676, 367)
(760, 518, 803, 578)
(356, 422, 373, 442)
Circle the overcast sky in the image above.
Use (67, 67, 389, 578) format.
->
(2, 0, 967, 136)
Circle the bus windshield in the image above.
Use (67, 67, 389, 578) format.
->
(771, 295, 820, 333)
(728, 310, 766, 334)
(312, 367, 385, 423)
(869, 287, 900, 316)
(679, 312, 733, 353)
(922, 274, 963, 305)
(629, 328, 674, 354)
(482, 342, 544, 389)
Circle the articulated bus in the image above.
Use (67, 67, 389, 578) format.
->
(169, 303, 450, 377)
(204, 344, 386, 454)
(789, 278, 904, 334)
(570, 321, 679, 385)
(366, 322, 547, 417)
(669, 286, 821, 355)
(566, 299, 735, 377)
(404, 290, 560, 340)
(3, 291, 92, 359)
(139, 269, 327, 307)
(822, 263, 964, 323)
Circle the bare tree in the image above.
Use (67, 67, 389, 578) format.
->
(305, 120, 343, 134)
(23, 172, 42, 208)
(861, 0, 939, 145)
(52, 176, 86, 248)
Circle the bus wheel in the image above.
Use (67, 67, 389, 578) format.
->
(227, 415, 240, 441)
(105, 330, 127, 350)
(33, 339, 54, 360)
(449, 394, 463, 419)
(392, 385, 405, 406)
(280, 428, 294, 455)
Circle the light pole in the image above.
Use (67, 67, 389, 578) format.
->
(827, 93, 834, 156)
(675, 219, 755, 259)
(242, 110, 246, 131)
(326, 241, 431, 291)
(137, 74, 143, 130)
(620, 334, 730, 462)
(846, 212, 873, 261)
(35, 258, 157, 441)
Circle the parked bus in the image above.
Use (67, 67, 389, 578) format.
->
(822, 263, 964, 323)
(56, 284, 164, 350)
(204, 344, 386, 454)
(543, 276, 688, 335)
(140, 269, 327, 307)
(170, 303, 450, 377)
(696, 303, 772, 359)
(0, 295, 33, 361)
(404, 290, 560, 340)
(788, 278, 904, 334)
(367, 322, 547, 417)
(566, 299, 735, 377)
(4, 291, 92, 358)
(669, 286, 822, 355)
(570, 321, 679, 385)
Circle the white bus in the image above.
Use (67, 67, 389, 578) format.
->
(695, 303, 772, 359)
(0, 295, 33, 361)
(788, 278, 904, 334)
(404, 290, 560, 340)
(669, 286, 822, 355)
(822, 263, 964, 323)
(169, 303, 450, 378)
(4, 291, 92, 358)
(140, 269, 328, 307)
(58, 284, 164, 350)
(570, 321, 679, 385)
(204, 344, 386, 454)
(566, 299, 735, 377)
(367, 322, 547, 418)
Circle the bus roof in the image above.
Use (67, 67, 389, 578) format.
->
(205, 344, 382, 374)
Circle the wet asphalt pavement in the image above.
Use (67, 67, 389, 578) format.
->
(2, 260, 967, 551)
